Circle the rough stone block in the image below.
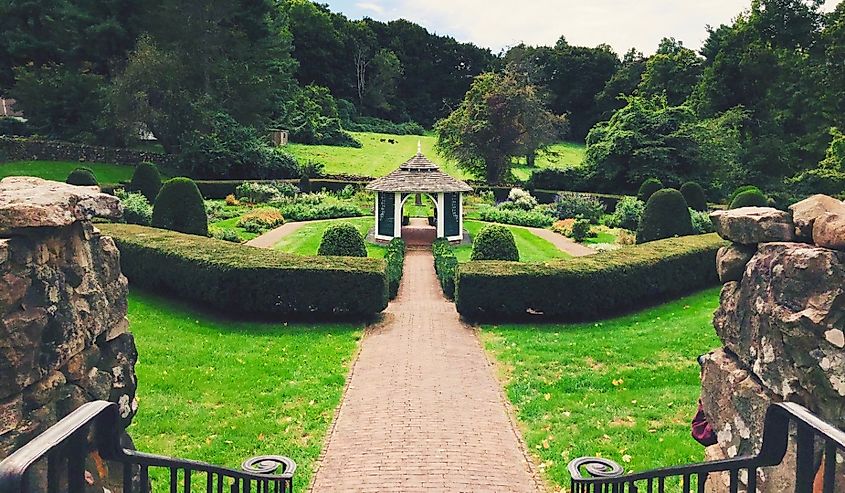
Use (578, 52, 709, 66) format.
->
(790, 194, 845, 240)
(813, 212, 845, 251)
(0, 177, 122, 230)
(716, 244, 756, 283)
(710, 207, 795, 244)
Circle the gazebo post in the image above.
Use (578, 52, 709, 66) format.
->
(393, 192, 402, 238)
(436, 192, 445, 238)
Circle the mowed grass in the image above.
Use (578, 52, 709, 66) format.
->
(272, 217, 385, 258)
(126, 290, 362, 488)
(287, 132, 585, 180)
(455, 220, 570, 263)
(0, 160, 136, 184)
(480, 288, 721, 487)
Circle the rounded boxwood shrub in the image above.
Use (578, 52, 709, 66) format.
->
(636, 188, 693, 243)
(151, 177, 208, 236)
(729, 185, 763, 204)
(637, 178, 663, 203)
(471, 224, 519, 261)
(318, 223, 367, 257)
(66, 167, 98, 186)
(129, 162, 163, 203)
(730, 189, 768, 209)
(680, 181, 707, 211)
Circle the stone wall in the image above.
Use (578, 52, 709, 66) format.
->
(703, 196, 845, 491)
(0, 177, 138, 463)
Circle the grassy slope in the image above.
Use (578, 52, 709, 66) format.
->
(0, 160, 135, 184)
(481, 288, 721, 487)
(455, 220, 571, 263)
(287, 132, 585, 180)
(272, 217, 385, 258)
(126, 290, 362, 488)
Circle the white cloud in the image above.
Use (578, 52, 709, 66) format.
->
(335, 0, 842, 55)
(355, 1, 385, 15)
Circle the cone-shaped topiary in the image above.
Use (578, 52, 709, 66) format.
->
(129, 162, 163, 203)
(730, 189, 768, 209)
(637, 178, 663, 203)
(471, 224, 519, 261)
(66, 167, 98, 186)
(636, 188, 693, 243)
(680, 181, 708, 211)
(151, 177, 208, 236)
(317, 223, 367, 257)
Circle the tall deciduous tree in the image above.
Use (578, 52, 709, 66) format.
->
(435, 71, 566, 184)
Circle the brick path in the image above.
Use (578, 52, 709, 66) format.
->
(310, 250, 541, 492)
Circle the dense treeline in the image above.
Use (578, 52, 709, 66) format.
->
(1, 0, 843, 197)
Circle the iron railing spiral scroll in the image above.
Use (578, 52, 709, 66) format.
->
(0, 401, 296, 493)
(568, 402, 845, 493)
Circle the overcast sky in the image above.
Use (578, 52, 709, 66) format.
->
(325, 0, 841, 56)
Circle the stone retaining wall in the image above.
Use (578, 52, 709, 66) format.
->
(703, 196, 845, 491)
(0, 177, 138, 463)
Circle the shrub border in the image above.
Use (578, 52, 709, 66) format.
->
(455, 233, 726, 321)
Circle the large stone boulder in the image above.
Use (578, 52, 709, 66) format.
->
(0, 177, 121, 230)
(812, 212, 845, 251)
(713, 242, 845, 427)
(715, 244, 756, 283)
(710, 207, 795, 244)
(0, 178, 137, 464)
(789, 194, 845, 240)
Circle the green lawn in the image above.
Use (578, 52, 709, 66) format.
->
(126, 290, 362, 488)
(287, 132, 585, 181)
(481, 288, 721, 487)
(0, 160, 136, 184)
(456, 220, 570, 263)
(209, 216, 260, 242)
(272, 217, 385, 258)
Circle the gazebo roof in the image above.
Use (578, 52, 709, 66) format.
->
(366, 151, 472, 193)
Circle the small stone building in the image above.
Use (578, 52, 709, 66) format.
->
(366, 150, 472, 242)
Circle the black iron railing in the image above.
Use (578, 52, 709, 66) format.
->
(0, 401, 295, 493)
(568, 402, 845, 493)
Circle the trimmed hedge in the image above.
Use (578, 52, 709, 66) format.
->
(318, 223, 367, 257)
(730, 189, 768, 209)
(129, 162, 163, 203)
(100, 224, 388, 317)
(636, 188, 693, 243)
(152, 178, 208, 236)
(637, 178, 663, 203)
(385, 238, 405, 299)
(680, 181, 708, 212)
(455, 233, 726, 321)
(432, 238, 458, 299)
(471, 224, 519, 261)
(67, 167, 98, 186)
(0, 136, 176, 167)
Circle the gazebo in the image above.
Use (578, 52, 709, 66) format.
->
(366, 146, 472, 243)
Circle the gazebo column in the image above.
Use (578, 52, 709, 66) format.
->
(436, 192, 445, 238)
(393, 192, 402, 238)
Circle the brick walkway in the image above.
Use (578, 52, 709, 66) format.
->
(310, 250, 541, 492)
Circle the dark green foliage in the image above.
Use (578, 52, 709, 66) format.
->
(345, 117, 425, 135)
(471, 224, 519, 261)
(151, 178, 208, 236)
(317, 223, 367, 257)
(477, 207, 554, 228)
(385, 239, 405, 299)
(129, 162, 162, 203)
(571, 219, 592, 242)
(730, 189, 768, 209)
(432, 238, 458, 298)
(527, 167, 595, 192)
(66, 167, 98, 186)
(193, 179, 365, 200)
(636, 188, 694, 243)
(100, 223, 388, 317)
(637, 178, 663, 202)
(281, 85, 361, 147)
(455, 233, 726, 321)
(680, 181, 708, 211)
(275, 203, 363, 222)
(177, 113, 299, 180)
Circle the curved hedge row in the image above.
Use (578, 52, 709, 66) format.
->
(100, 224, 388, 318)
(455, 233, 726, 321)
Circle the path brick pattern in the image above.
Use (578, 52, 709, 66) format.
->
(311, 250, 540, 492)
